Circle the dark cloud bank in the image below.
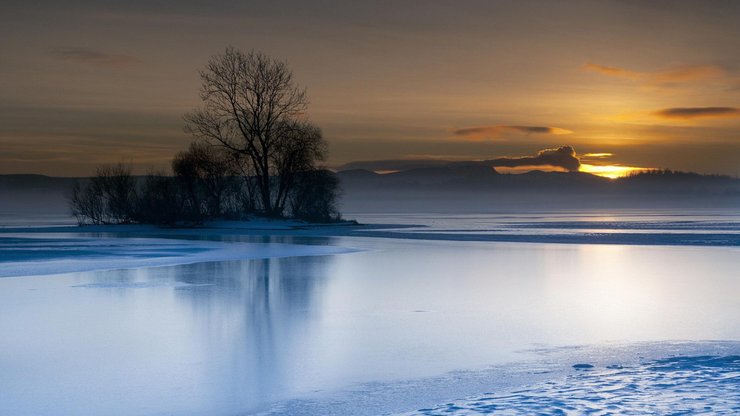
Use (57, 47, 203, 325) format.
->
(487, 146, 580, 172)
(454, 125, 572, 138)
(655, 107, 740, 119)
(339, 146, 581, 173)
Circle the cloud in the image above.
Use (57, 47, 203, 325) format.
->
(583, 63, 641, 80)
(654, 107, 740, 120)
(584, 63, 724, 85)
(338, 146, 584, 173)
(50, 47, 140, 67)
(338, 159, 453, 172)
(365, 147, 584, 172)
(487, 146, 581, 172)
(454, 125, 572, 140)
(652, 66, 725, 83)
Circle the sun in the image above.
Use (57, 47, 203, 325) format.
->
(580, 164, 646, 179)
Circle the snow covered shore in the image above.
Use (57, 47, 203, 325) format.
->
(398, 354, 740, 415)
(257, 341, 740, 416)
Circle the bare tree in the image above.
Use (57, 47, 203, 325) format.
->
(172, 141, 242, 220)
(289, 169, 341, 222)
(68, 162, 137, 224)
(137, 169, 182, 225)
(95, 163, 138, 223)
(271, 120, 326, 213)
(184, 47, 313, 216)
(70, 181, 105, 225)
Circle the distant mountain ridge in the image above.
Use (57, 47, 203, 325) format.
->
(0, 174, 81, 189)
(4, 168, 735, 194)
(0, 175, 82, 215)
(337, 166, 738, 192)
(336, 166, 740, 211)
(1, 168, 739, 216)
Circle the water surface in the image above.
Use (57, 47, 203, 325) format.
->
(1, 235, 738, 415)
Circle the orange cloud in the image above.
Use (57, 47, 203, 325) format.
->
(582, 152, 613, 158)
(584, 63, 725, 85)
(653, 65, 725, 83)
(654, 107, 740, 120)
(454, 125, 572, 140)
(583, 63, 641, 80)
(495, 165, 568, 174)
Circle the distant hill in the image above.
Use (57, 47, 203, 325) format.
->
(617, 170, 740, 194)
(0, 174, 81, 190)
(339, 166, 610, 190)
(0, 175, 82, 215)
(336, 165, 740, 212)
(338, 166, 739, 191)
(1, 168, 739, 217)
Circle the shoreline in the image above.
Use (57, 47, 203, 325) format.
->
(0, 234, 358, 278)
(1, 218, 739, 247)
(2, 218, 738, 277)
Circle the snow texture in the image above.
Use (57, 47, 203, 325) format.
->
(398, 355, 740, 415)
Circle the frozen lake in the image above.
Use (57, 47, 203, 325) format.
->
(347, 209, 740, 246)
(1, 212, 739, 414)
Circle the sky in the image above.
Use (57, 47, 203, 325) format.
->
(1, 0, 739, 177)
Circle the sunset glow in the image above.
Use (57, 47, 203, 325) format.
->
(1, 3, 739, 415)
(579, 164, 648, 179)
(0, 1, 738, 177)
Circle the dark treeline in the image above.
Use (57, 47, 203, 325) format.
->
(70, 159, 339, 226)
(70, 48, 341, 226)
(624, 169, 732, 180)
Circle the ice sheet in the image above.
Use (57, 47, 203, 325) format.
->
(0, 234, 355, 278)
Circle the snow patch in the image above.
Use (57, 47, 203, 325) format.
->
(398, 355, 740, 415)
